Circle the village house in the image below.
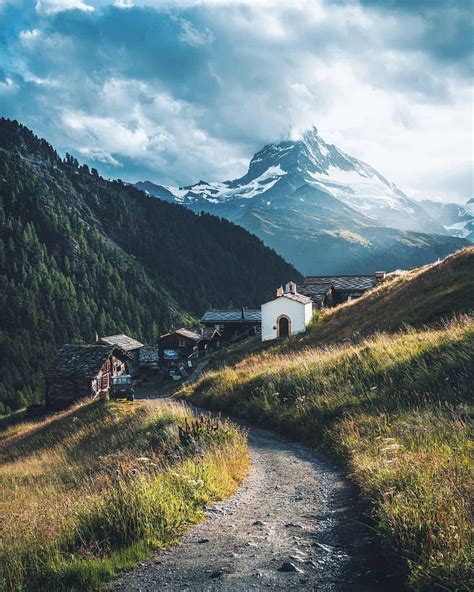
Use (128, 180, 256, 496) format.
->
(298, 272, 385, 308)
(198, 326, 222, 353)
(159, 328, 203, 369)
(261, 282, 313, 342)
(201, 309, 261, 341)
(158, 326, 221, 372)
(97, 333, 144, 376)
(45, 344, 131, 410)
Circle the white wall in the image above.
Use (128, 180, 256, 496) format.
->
(261, 297, 313, 341)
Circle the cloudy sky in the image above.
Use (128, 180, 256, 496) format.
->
(1, 0, 472, 202)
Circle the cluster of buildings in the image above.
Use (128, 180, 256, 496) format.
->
(45, 272, 384, 410)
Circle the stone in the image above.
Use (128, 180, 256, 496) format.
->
(278, 561, 302, 573)
(210, 569, 224, 579)
(314, 542, 334, 553)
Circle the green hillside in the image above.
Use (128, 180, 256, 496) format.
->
(0, 118, 298, 412)
(184, 249, 474, 591)
(0, 399, 249, 591)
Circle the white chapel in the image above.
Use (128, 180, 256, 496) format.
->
(261, 282, 313, 342)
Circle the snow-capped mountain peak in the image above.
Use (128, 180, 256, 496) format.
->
(136, 127, 451, 235)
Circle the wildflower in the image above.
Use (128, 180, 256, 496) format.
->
(114, 469, 121, 479)
(130, 468, 139, 477)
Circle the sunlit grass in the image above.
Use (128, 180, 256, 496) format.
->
(185, 317, 473, 591)
(0, 399, 249, 591)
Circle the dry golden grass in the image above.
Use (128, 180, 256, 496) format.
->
(186, 317, 473, 591)
(0, 399, 249, 591)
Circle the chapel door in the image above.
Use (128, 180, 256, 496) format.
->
(278, 316, 290, 338)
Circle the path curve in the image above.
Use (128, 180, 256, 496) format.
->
(113, 423, 399, 591)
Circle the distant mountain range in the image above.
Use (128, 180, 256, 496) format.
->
(136, 127, 470, 274)
(420, 198, 474, 242)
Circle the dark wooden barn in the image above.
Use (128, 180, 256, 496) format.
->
(159, 328, 202, 368)
(98, 334, 144, 376)
(198, 327, 222, 354)
(45, 344, 131, 410)
(200, 309, 261, 341)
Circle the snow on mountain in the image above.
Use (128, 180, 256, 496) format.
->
(134, 129, 469, 274)
(444, 199, 474, 241)
(420, 197, 474, 242)
(166, 165, 287, 204)
(144, 127, 442, 235)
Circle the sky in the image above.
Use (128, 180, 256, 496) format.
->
(0, 0, 472, 203)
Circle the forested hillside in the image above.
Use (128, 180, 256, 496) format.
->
(0, 118, 298, 412)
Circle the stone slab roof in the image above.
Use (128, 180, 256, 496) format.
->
(201, 309, 261, 323)
(45, 344, 131, 379)
(99, 334, 144, 351)
(160, 328, 203, 342)
(281, 292, 313, 305)
(298, 275, 376, 303)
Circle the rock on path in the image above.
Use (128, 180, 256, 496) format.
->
(112, 425, 400, 591)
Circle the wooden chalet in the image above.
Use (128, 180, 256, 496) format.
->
(159, 328, 203, 368)
(200, 309, 261, 341)
(98, 334, 144, 376)
(45, 344, 131, 410)
(198, 326, 221, 353)
(298, 272, 385, 308)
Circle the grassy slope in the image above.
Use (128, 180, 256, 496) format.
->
(185, 247, 474, 591)
(0, 400, 249, 591)
(304, 245, 474, 344)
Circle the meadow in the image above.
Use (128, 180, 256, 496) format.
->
(0, 399, 249, 591)
(186, 317, 473, 591)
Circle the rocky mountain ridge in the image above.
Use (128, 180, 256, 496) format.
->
(136, 127, 468, 274)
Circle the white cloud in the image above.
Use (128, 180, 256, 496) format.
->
(113, 0, 134, 8)
(19, 29, 41, 47)
(78, 147, 123, 166)
(62, 111, 149, 157)
(176, 18, 215, 47)
(35, 0, 94, 15)
(2, 0, 472, 200)
(0, 77, 17, 94)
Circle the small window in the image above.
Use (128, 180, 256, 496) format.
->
(178, 339, 186, 347)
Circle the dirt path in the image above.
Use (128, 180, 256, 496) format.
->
(113, 424, 399, 591)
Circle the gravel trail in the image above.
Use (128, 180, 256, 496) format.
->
(113, 423, 400, 591)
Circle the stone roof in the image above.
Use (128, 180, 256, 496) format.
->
(298, 275, 376, 303)
(45, 344, 131, 379)
(281, 292, 313, 305)
(201, 309, 262, 323)
(201, 326, 221, 340)
(99, 333, 144, 351)
(160, 328, 203, 342)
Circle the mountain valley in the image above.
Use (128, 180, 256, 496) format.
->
(137, 128, 470, 274)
